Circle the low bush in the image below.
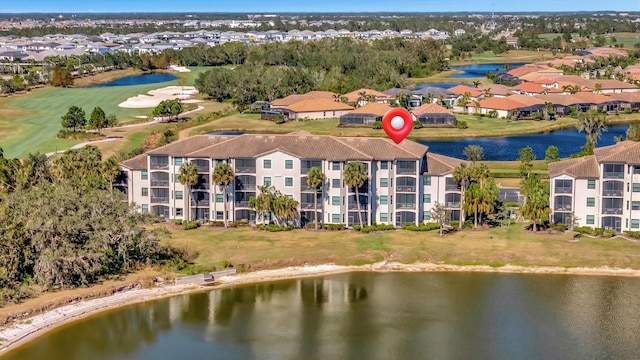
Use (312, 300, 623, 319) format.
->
(228, 220, 250, 228)
(401, 222, 441, 231)
(352, 223, 396, 232)
(456, 120, 468, 129)
(372, 121, 382, 129)
(323, 224, 345, 231)
(181, 220, 200, 230)
(504, 201, 521, 208)
(209, 221, 225, 227)
(624, 231, 640, 239)
(551, 223, 568, 232)
(413, 120, 423, 129)
(603, 229, 617, 238)
(173, 219, 184, 226)
(574, 226, 593, 234)
(593, 228, 605, 237)
(256, 224, 294, 232)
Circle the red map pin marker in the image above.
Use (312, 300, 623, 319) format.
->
(382, 108, 413, 144)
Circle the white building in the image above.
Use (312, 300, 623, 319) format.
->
(549, 141, 640, 232)
(117, 132, 467, 227)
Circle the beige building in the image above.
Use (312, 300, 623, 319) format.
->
(549, 141, 640, 232)
(118, 131, 466, 227)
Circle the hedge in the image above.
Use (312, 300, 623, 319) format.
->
(401, 222, 441, 231)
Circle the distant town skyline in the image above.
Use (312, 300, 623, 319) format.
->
(1, 0, 640, 14)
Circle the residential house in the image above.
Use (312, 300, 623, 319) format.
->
(343, 88, 393, 106)
(118, 132, 466, 227)
(466, 97, 525, 118)
(285, 99, 354, 120)
(549, 141, 640, 232)
(339, 102, 392, 126)
(411, 103, 458, 127)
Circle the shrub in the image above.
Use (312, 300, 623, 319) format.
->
(456, 120, 468, 129)
(275, 115, 286, 124)
(352, 224, 361, 231)
(209, 221, 225, 227)
(603, 229, 617, 238)
(372, 121, 382, 129)
(552, 223, 568, 232)
(182, 220, 200, 230)
(504, 201, 521, 208)
(624, 231, 640, 239)
(593, 228, 605, 237)
(256, 224, 293, 232)
(487, 110, 499, 118)
(173, 219, 184, 226)
(413, 120, 423, 129)
(401, 222, 441, 231)
(450, 221, 459, 228)
(352, 223, 396, 232)
(323, 224, 345, 231)
(574, 226, 593, 234)
(229, 220, 250, 228)
(624, 107, 633, 114)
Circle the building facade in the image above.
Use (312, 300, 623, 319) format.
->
(549, 141, 640, 232)
(118, 132, 466, 227)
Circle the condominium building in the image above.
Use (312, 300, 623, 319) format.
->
(549, 141, 640, 232)
(117, 131, 466, 227)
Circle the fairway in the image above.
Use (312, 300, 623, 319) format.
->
(0, 67, 214, 158)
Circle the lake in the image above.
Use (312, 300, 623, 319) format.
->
(5, 272, 640, 360)
(448, 62, 527, 78)
(419, 124, 629, 161)
(85, 73, 178, 88)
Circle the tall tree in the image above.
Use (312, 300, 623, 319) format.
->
(626, 122, 640, 142)
(343, 161, 367, 228)
(102, 157, 121, 195)
(452, 163, 471, 229)
(61, 106, 86, 132)
(545, 145, 560, 163)
(576, 109, 608, 151)
(306, 166, 325, 230)
(88, 106, 107, 135)
(212, 162, 235, 227)
(178, 162, 199, 221)
(519, 175, 550, 232)
(463, 145, 484, 163)
(518, 146, 536, 178)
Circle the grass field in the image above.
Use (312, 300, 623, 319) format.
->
(538, 32, 640, 48)
(160, 225, 640, 272)
(449, 50, 558, 65)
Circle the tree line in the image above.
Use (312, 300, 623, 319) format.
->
(192, 38, 448, 109)
(0, 146, 192, 305)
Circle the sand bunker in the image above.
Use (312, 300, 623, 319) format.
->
(118, 86, 200, 108)
(169, 65, 191, 72)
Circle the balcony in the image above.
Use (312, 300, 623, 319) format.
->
(602, 189, 623, 197)
(191, 199, 210, 207)
(396, 185, 415, 192)
(192, 183, 210, 191)
(348, 203, 369, 210)
(300, 202, 315, 210)
(603, 172, 624, 179)
(151, 197, 169, 204)
(235, 167, 256, 174)
(235, 183, 256, 191)
(445, 184, 461, 191)
(396, 161, 416, 175)
(446, 202, 460, 208)
(396, 203, 416, 210)
(602, 207, 623, 215)
(235, 201, 250, 207)
(554, 187, 572, 194)
(554, 205, 572, 211)
(150, 163, 168, 170)
(150, 180, 169, 187)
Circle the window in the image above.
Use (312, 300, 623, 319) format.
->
(141, 170, 148, 180)
(380, 178, 389, 187)
(285, 177, 293, 187)
(141, 204, 149, 213)
(174, 157, 183, 166)
(633, 183, 640, 192)
(332, 179, 341, 188)
(332, 196, 340, 206)
(142, 188, 148, 196)
(216, 194, 224, 203)
(380, 161, 389, 170)
(586, 197, 595, 207)
(216, 211, 224, 220)
(286, 194, 294, 199)
(263, 159, 271, 169)
(175, 208, 183, 217)
(632, 219, 640, 229)
(423, 194, 431, 203)
(632, 201, 640, 211)
(332, 214, 341, 223)
(380, 195, 388, 205)
(285, 160, 293, 169)
(587, 179, 596, 189)
(423, 211, 431, 221)
(380, 213, 388, 222)
(175, 191, 183, 200)
(264, 177, 272, 186)
(424, 175, 432, 186)
(634, 166, 640, 175)
(332, 162, 340, 170)
(586, 215, 595, 225)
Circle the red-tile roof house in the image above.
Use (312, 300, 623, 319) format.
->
(271, 91, 337, 108)
(448, 84, 482, 98)
(411, 103, 458, 127)
(466, 97, 526, 118)
(285, 98, 354, 120)
(343, 88, 394, 105)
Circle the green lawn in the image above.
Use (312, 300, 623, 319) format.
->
(160, 225, 640, 272)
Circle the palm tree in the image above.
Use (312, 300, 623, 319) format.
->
(212, 162, 235, 228)
(456, 92, 472, 107)
(101, 157, 120, 195)
(465, 182, 483, 229)
(593, 83, 603, 94)
(542, 102, 554, 120)
(463, 145, 484, 163)
(472, 80, 481, 88)
(452, 163, 471, 229)
(343, 161, 367, 228)
(576, 109, 608, 150)
(178, 162, 199, 221)
(356, 91, 368, 107)
(306, 166, 325, 230)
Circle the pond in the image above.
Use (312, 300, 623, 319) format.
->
(6, 272, 640, 360)
(418, 124, 629, 161)
(85, 73, 178, 88)
(448, 62, 527, 78)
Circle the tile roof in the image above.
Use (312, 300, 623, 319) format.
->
(286, 98, 354, 112)
(424, 153, 468, 175)
(548, 155, 599, 178)
(606, 92, 640, 103)
(184, 133, 428, 161)
(120, 153, 148, 170)
(348, 102, 392, 115)
(506, 94, 546, 107)
(594, 141, 640, 164)
(270, 91, 336, 107)
(411, 102, 454, 116)
(595, 79, 638, 90)
(147, 135, 228, 155)
(448, 84, 482, 97)
(513, 82, 547, 94)
(571, 91, 616, 104)
(474, 97, 526, 111)
(478, 84, 514, 96)
(343, 88, 392, 103)
(534, 94, 585, 106)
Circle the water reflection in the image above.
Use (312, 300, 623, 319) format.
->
(5, 273, 640, 360)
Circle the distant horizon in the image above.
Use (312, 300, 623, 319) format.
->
(1, 0, 639, 14)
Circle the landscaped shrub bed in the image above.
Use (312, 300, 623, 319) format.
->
(173, 219, 200, 230)
(256, 224, 294, 232)
(624, 231, 640, 239)
(352, 223, 396, 233)
(323, 224, 346, 231)
(574, 226, 616, 238)
(401, 223, 441, 231)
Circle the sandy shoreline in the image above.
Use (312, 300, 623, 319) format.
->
(2, 262, 640, 354)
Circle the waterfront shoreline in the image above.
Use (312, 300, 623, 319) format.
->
(1, 262, 640, 355)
